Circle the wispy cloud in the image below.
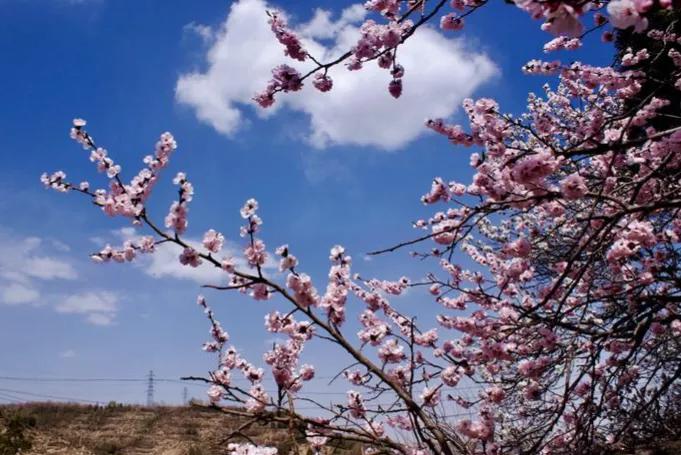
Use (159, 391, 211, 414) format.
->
(0, 282, 40, 305)
(0, 229, 122, 325)
(59, 349, 76, 358)
(0, 231, 77, 306)
(176, 0, 497, 150)
(183, 21, 215, 44)
(55, 291, 119, 326)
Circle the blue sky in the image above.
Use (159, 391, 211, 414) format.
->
(0, 0, 613, 405)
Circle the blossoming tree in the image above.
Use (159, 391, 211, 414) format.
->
(42, 1, 681, 454)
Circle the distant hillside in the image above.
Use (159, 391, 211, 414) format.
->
(0, 403, 361, 455)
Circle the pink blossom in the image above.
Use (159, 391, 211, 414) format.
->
(41, 171, 70, 192)
(414, 328, 438, 346)
(543, 36, 582, 52)
(287, 273, 320, 307)
(365, 0, 400, 17)
(560, 173, 588, 200)
(165, 202, 188, 234)
(240, 198, 258, 218)
(607, 0, 649, 32)
(275, 244, 298, 271)
(540, 4, 583, 37)
(312, 73, 333, 92)
(253, 91, 275, 108)
(441, 366, 461, 387)
(299, 364, 315, 381)
(179, 247, 202, 267)
(420, 386, 441, 407)
(271, 64, 303, 92)
(250, 283, 270, 301)
(386, 414, 413, 431)
(485, 386, 505, 403)
(344, 370, 368, 386)
(202, 229, 224, 253)
(244, 239, 267, 268)
(378, 338, 405, 363)
(510, 152, 558, 184)
(221, 257, 235, 273)
(388, 79, 402, 98)
(347, 390, 366, 418)
(440, 14, 464, 31)
(506, 237, 532, 257)
(207, 385, 224, 403)
(268, 12, 307, 61)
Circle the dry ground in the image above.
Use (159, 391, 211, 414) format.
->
(0, 402, 360, 455)
(3, 403, 679, 454)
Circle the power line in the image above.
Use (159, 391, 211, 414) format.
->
(0, 392, 24, 404)
(0, 375, 333, 383)
(0, 376, 347, 395)
(0, 385, 482, 418)
(0, 375, 484, 403)
(0, 376, 483, 390)
(0, 376, 146, 383)
(0, 387, 100, 405)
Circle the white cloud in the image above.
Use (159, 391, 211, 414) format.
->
(1, 283, 40, 305)
(0, 235, 77, 282)
(184, 21, 215, 44)
(86, 313, 115, 326)
(0, 232, 77, 306)
(55, 291, 119, 326)
(298, 5, 367, 40)
(0, 229, 120, 326)
(59, 349, 76, 358)
(51, 240, 72, 252)
(176, 0, 497, 150)
(24, 256, 78, 280)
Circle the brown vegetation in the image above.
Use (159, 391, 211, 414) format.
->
(0, 403, 360, 455)
(4, 403, 679, 454)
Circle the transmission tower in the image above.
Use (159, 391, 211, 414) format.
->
(182, 387, 188, 406)
(146, 370, 155, 406)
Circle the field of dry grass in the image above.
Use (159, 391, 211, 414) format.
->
(4, 403, 680, 455)
(0, 402, 361, 455)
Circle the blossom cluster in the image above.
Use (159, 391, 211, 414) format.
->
(256, 0, 677, 108)
(44, 119, 178, 221)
